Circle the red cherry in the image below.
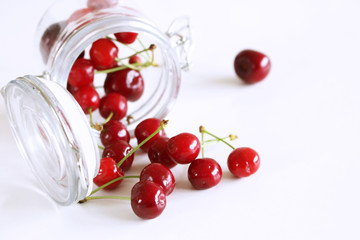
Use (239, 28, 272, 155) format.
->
(227, 147, 260, 177)
(148, 137, 177, 169)
(234, 49, 271, 84)
(140, 163, 175, 196)
(100, 120, 130, 146)
(99, 92, 128, 120)
(40, 21, 66, 63)
(129, 55, 142, 64)
(131, 180, 166, 219)
(114, 32, 138, 44)
(134, 118, 166, 152)
(166, 133, 200, 164)
(68, 58, 95, 88)
(90, 38, 119, 69)
(188, 158, 222, 190)
(102, 140, 134, 171)
(93, 157, 124, 190)
(67, 8, 92, 23)
(87, 0, 118, 10)
(72, 86, 100, 114)
(104, 69, 144, 101)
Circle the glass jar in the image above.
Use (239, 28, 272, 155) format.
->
(1, 0, 191, 206)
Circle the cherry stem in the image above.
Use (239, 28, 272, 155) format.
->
(107, 36, 151, 62)
(102, 112, 114, 126)
(115, 44, 153, 62)
(88, 175, 139, 197)
(88, 108, 96, 129)
(96, 44, 157, 74)
(98, 145, 104, 150)
(201, 127, 205, 158)
(138, 38, 151, 60)
(116, 120, 169, 169)
(202, 135, 238, 146)
(83, 196, 131, 202)
(199, 126, 236, 150)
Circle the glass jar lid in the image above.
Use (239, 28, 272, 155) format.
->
(2, 75, 99, 205)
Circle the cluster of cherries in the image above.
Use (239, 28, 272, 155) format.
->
(78, 117, 260, 220)
(49, 0, 270, 220)
(66, 31, 157, 124)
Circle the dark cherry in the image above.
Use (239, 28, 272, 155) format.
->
(78, 51, 85, 59)
(72, 86, 100, 114)
(148, 137, 177, 169)
(114, 32, 138, 44)
(99, 92, 128, 120)
(234, 49, 271, 84)
(40, 21, 66, 63)
(90, 38, 119, 69)
(188, 158, 222, 190)
(67, 83, 79, 95)
(100, 120, 130, 146)
(104, 69, 144, 101)
(129, 55, 142, 64)
(227, 147, 260, 177)
(134, 118, 166, 152)
(93, 157, 124, 190)
(68, 58, 95, 88)
(140, 163, 175, 196)
(166, 133, 200, 164)
(67, 8, 92, 23)
(102, 140, 134, 171)
(131, 180, 166, 219)
(87, 0, 118, 10)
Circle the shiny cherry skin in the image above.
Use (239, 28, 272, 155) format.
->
(114, 32, 138, 44)
(148, 137, 177, 169)
(100, 120, 130, 146)
(104, 69, 144, 101)
(99, 92, 128, 120)
(68, 58, 95, 88)
(87, 0, 118, 10)
(131, 180, 166, 219)
(134, 118, 166, 152)
(188, 158, 222, 190)
(140, 163, 175, 196)
(234, 49, 271, 84)
(102, 140, 134, 171)
(227, 147, 260, 177)
(90, 38, 119, 69)
(129, 55, 141, 64)
(166, 133, 200, 164)
(72, 86, 100, 114)
(93, 157, 124, 190)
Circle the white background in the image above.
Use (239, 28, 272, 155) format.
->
(1, 0, 360, 239)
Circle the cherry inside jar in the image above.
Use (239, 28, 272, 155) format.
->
(2, 0, 191, 205)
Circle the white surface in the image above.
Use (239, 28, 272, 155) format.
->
(1, 0, 360, 239)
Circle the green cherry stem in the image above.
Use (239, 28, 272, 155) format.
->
(200, 126, 236, 150)
(115, 44, 155, 62)
(202, 135, 238, 146)
(138, 38, 151, 60)
(116, 120, 169, 169)
(88, 175, 139, 197)
(84, 196, 131, 202)
(98, 145, 104, 150)
(200, 126, 205, 158)
(102, 112, 114, 126)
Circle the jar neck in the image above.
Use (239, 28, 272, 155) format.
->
(46, 7, 181, 134)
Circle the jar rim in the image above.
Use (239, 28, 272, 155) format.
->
(2, 75, 99, 205)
